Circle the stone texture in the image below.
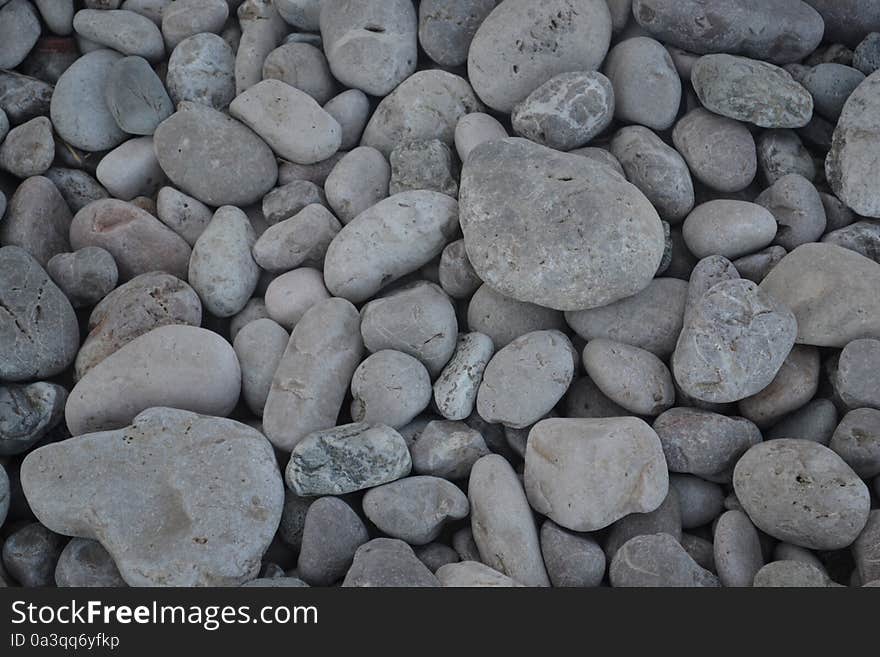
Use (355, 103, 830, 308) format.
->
(342, 539, 439, 587)
(609, 533, 719, 587)
(297, 497, 368, 586)
(0, 382, 67, 456)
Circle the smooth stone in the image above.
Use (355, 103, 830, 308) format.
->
(467, 0, 611, 113)
(233, 318, 288, 418)
(229, 79, 341, 165)
(363, 476, 469, 546)
(632, 0, 823, 64)
(767, 398, 838, 444)
(0, 70, 53, 125)
(242, 577, 308, 588)
(166, 33, 235, 109)
(733, 439, 871, 550)
(433, 333, 494, 422)
(582, 339, 675, 416)
(756, 173, 826, 250)
(684, 255, 740, 322)
(350, 351, 432, 429)
(46, 247, 118, 308)
(757, 129, 816, 185)
(323, 191, 458, 304)
(672, 109, 757, 192)
(803, 63, 865, 122)
(323, 89, 370, 151)
(563, 376, 630, 419)
(713, 510, 763, 587)
(253, 204, 341, 272)
(823, 221, 880, 263)
(854, 32, 880, 74)
(0, 176, 72, 267)
(821, 192, 858, 232)
(1, 466, 10, 529)
(21, 407, 283, 586)
(105, 56, 172, 136)
(803, 0, 880, 49)
(234, 0, 288, 96)
(830, 409, 880, 479)
(454, 112, 508, 162)
(653, 407, 762, 482)
(437, 561, 521, 587)
(451, 527, 481, 564)
(389, 139, 458, 197)
(540, 520, 606, 588)
(414, 543, 459, 573)
(161, 0, 228, 50)
(438, 239, 482, 300)
(738, 345, 820, 428)
(360, 282, 458, 377)
(759, 243, 880, 347)
(324, 146, 390, 224)
(229, 298, 269, 342)
(65, 325, 240, 435)
(410, 420, 490, 481)
(0, 382, 67, 456)
(467, 284, 566, 349)
(670, 474, 725, 529)
(603, 37, 681, 130)
(610, 533, 719, 587)
(733, 246, 788, 283)
(752, 560, 830, 587)
(834, 339, 880, 410)
(853, 510, 880, 584)
(262, 180, 326, 225)
(826, 70, 880, 218)
(277, 490, 311, 551)
(1, 523, 65, 587)
(460, 138, 664, 311)
(263, 298, 363, 451)
(70, 199, 191, 281)
(262, 42, 336, 105)
(610, 126, 694, 223)
(0, 116, 53, 178)
(95, 136, 166, 201)
(264, 268, 330, 330)
(477, 330, 574, 429)
(44, 168, 109, 213)
(319, 0, 417, 97)
(275, 0, 320, 30)
(683, 201, 777, 260)
(604, 488, 682, 560)
(297, 497, 368, 586)
(468, 454, 550, 587)
(511, 71, 614, 151)
(55, 539, 126, 587)
(286, 422, 411, 496)
(155, 187, 212, 246)
(278, 152, 346, 186)
(361, 70, 483, 157)
(692, 54, 813, 128)
(0, 0, 41, 69)
(342, 539, 439, 587)
(0, 247, 79, 382)
(419, 0, 494, 67)
(75, 272, 201, 379)
(73, 9, 164, 61)
(673, 279, 797, 404)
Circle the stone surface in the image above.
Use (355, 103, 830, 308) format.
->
(253, 204, 340, 272)
(55, 538, 126, 587)
(713, 510, 763, 587)
(46, 247, 117, 309)
(73, 9, 165, 61)
(410, 420, 490, 481)
(738, 345, 820, 427)
(540, 520, 606, 588)
(0, 0, 41, 70)
(166, 33, 235, 109)
(609, 533, 719, 587)
(756, 174, 826, 250)
(835, 338, 880, 409)
(2, 522, 65, 587)
(433, 333, 494, 422)
(0, 382, 67, 456)
(233, 318, 288, 418)
(752, 560, 830, 587)
(0, 116, 54, 178)
(297, 497, 368, 586)
(419, 0, 495, 68)
(0, 176, 73, 267)
(467, 284, 566, 349)
(682, 201, 778, 260)
(672, 109, 757, 192)
(105, 55, 172, 135)
(389, 139, 458, 198)
(350, 350, 432, 429)
(95, 136, 166, 201)
(436, 561, 522, 587)
(342, 539, 439, 587)
(830, 408, 880, 479)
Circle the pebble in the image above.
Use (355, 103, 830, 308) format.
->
(834, 339, 880, 410)
(323, 89, 369, 151)
(65, 325, 240, 435)
(752, 560, 830, 587)
(609, 533, 719, 587)
(468, 454, 550, 587)
(0, 116, 54, 178)
(604, 488, 682, 560)
(610, 126, 695, 223)
(670, 475, 725, 529)
(319, 0, 417, 97)
(297, 497, 368, 586)
(0, 382, 67, 456)
(672, 109, 757, 192)
(70, 199, 191, 281)
(410, 420, 490, 481)
(0, 70, 54, 125)
(350, 350, 432, 429)
(436, 561, 521, 587)
(853, 510, 880, 584)
(342, 539, 439, 587)
(233, 318, 288, 417)
(603, 37, 681, 130)
(323, 191, 459, 304)
(263, 298, 362, 451)
(826, 70, 880, 218)
(438, 240, 482, 301)
(44, 168, 109, 213)
(454, 112, 507, 162)
(324, 147, 390, 224)
(161, 0, 228, 50)
(234, 0, 287, 96)
(733, 439, 871, 550)
(46, 247, 118, 308)
(363, 476, 469, 545)
(756, 173, 826, 250)
(460, 138, 664, 311)
(477, 330, 574, 429)
(104, 55, 172, 136)
(0, 176, 73, 267)
(822, 221, 880, 263)
(155, 186, 212, 246)
(433, 333, 494, 422)
(286, 422, 411, 496)
(253, 204, 340, 272)
(262, 42, 336, 105)
(0, 0, 41, 70)
(414, 543, 459, 573)
(418, 0, 494, 68)
(389, 139, 458, 198)
(524, 417, 669, 532)
(767, 398, 838, 444)
(96, 136, 166, 201)
(467, 284, 566, 349)
(73, 9, 164, 61)
(361, 70, 483, 157)
(830, 408, 880, 479)
(540, 520, 606, 588)
(0, 247, 79, 382)
(275, 0, 320, 31)
(564, 376, 630, 419)
(854, 32, 880, 74)
(21, 408, 283, 586)
(467, 0, 612, 113)
(733, 246, 788, 283)
(757, 129, 816, 184)
(154, 101, 277, 206)
(682, 201, 777, 260)
(759, 243, 880, 347)
(632, 0, 823, 64)
(2, 522, 65, 587)
(166, 33, 236, 109)
(803, 63, 866, 122)
(54, 539, 126, 587)
(652, 407, 762, 482)
(262, 180, 326, 225)
(713, 510, 764, 587)
(511, 71, 615, 151)
(229, 79, 341, 165)
(673, 279, 798, 403)
(75, 272, 201, 379)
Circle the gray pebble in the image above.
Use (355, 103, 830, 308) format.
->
(433, 333, 494, 422)
(438, 240, 482, 300)
(672, 109, 757, 192)
(803, 63, 865, 122)
(603, 37, 680, 130)
(323, 89, 370, 151)
(680, 533, 716, 573)
(610, 533, 719, 587)
(262, 42, 336, 105)
(0, 70, 54, 125)
(467, 284, 565, 350)
(0, 176, 73, 267)
(351, 350, 432, 429)
(733, 439, 870, 550)
(454, 112, 507, 162)
(297, 497, 368, 586)
(733, 246, 788, 283)
(274, 0, 320, 30)
(822, 221, 880, 263)
(756, 173, 826, 250)
(155, 186, 212, 246)
(683, 201, 777, 260)
(414, 543, 459, 573)
(278, 490, 311, 551)
(342, 538, 439, 587)
(253, 204, 340, 272)
(830, 408, 880, 479)
(854, 32, 880, 74)
(55, 538, 126, 587)
(738, 345, 820, 428)
(540, 520, 606, 588)
(44, 168, 109, 213)
(713, 510, 764, 587)
(21, 408, 283, 586)
(564, 376, 630, 419)
(605, 488, 682, 560)
(0, 0, 41, 70)
(418, 0, 494, 67)
(262, 180, 326, 225)
(853, 510, 880, 584)
(105, 55, 172, 135)
(389, 139, 458, 198)
(752, 560, 830, 587)
(469, 454, 550, 587)
(363, 476, 469, 545)
(437, 561, 522, 587)
(772, 542, 826, 571)
(757, 129, 816, 185)
(2, 522, 65, 587)
(161, 0, 228, 50)
(511, 71, 615, 151)
(73, 9, 164, 61)
(452, 527, 481, 564)
(0, 382, 67, 456)
(46, 247, 118, 308)
(166, 33, 235, 109)
(96, 136, 166, 201)
(670, 474, 725, 529)
(324, 147, 389, 225)
(233, 318, 288, 417)
(767, 398, 838, 444)
(410, 420, 489, 481)
(0, 465, 8, 528)
(234, 0, 287, 96)
(229, 298, 269, 341)
(685, 255, 740, 322)
(0, 116, 54, 178)
(834, 338, 880, 410)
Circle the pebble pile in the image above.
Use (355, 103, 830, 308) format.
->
(1, 0, 880, 588)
